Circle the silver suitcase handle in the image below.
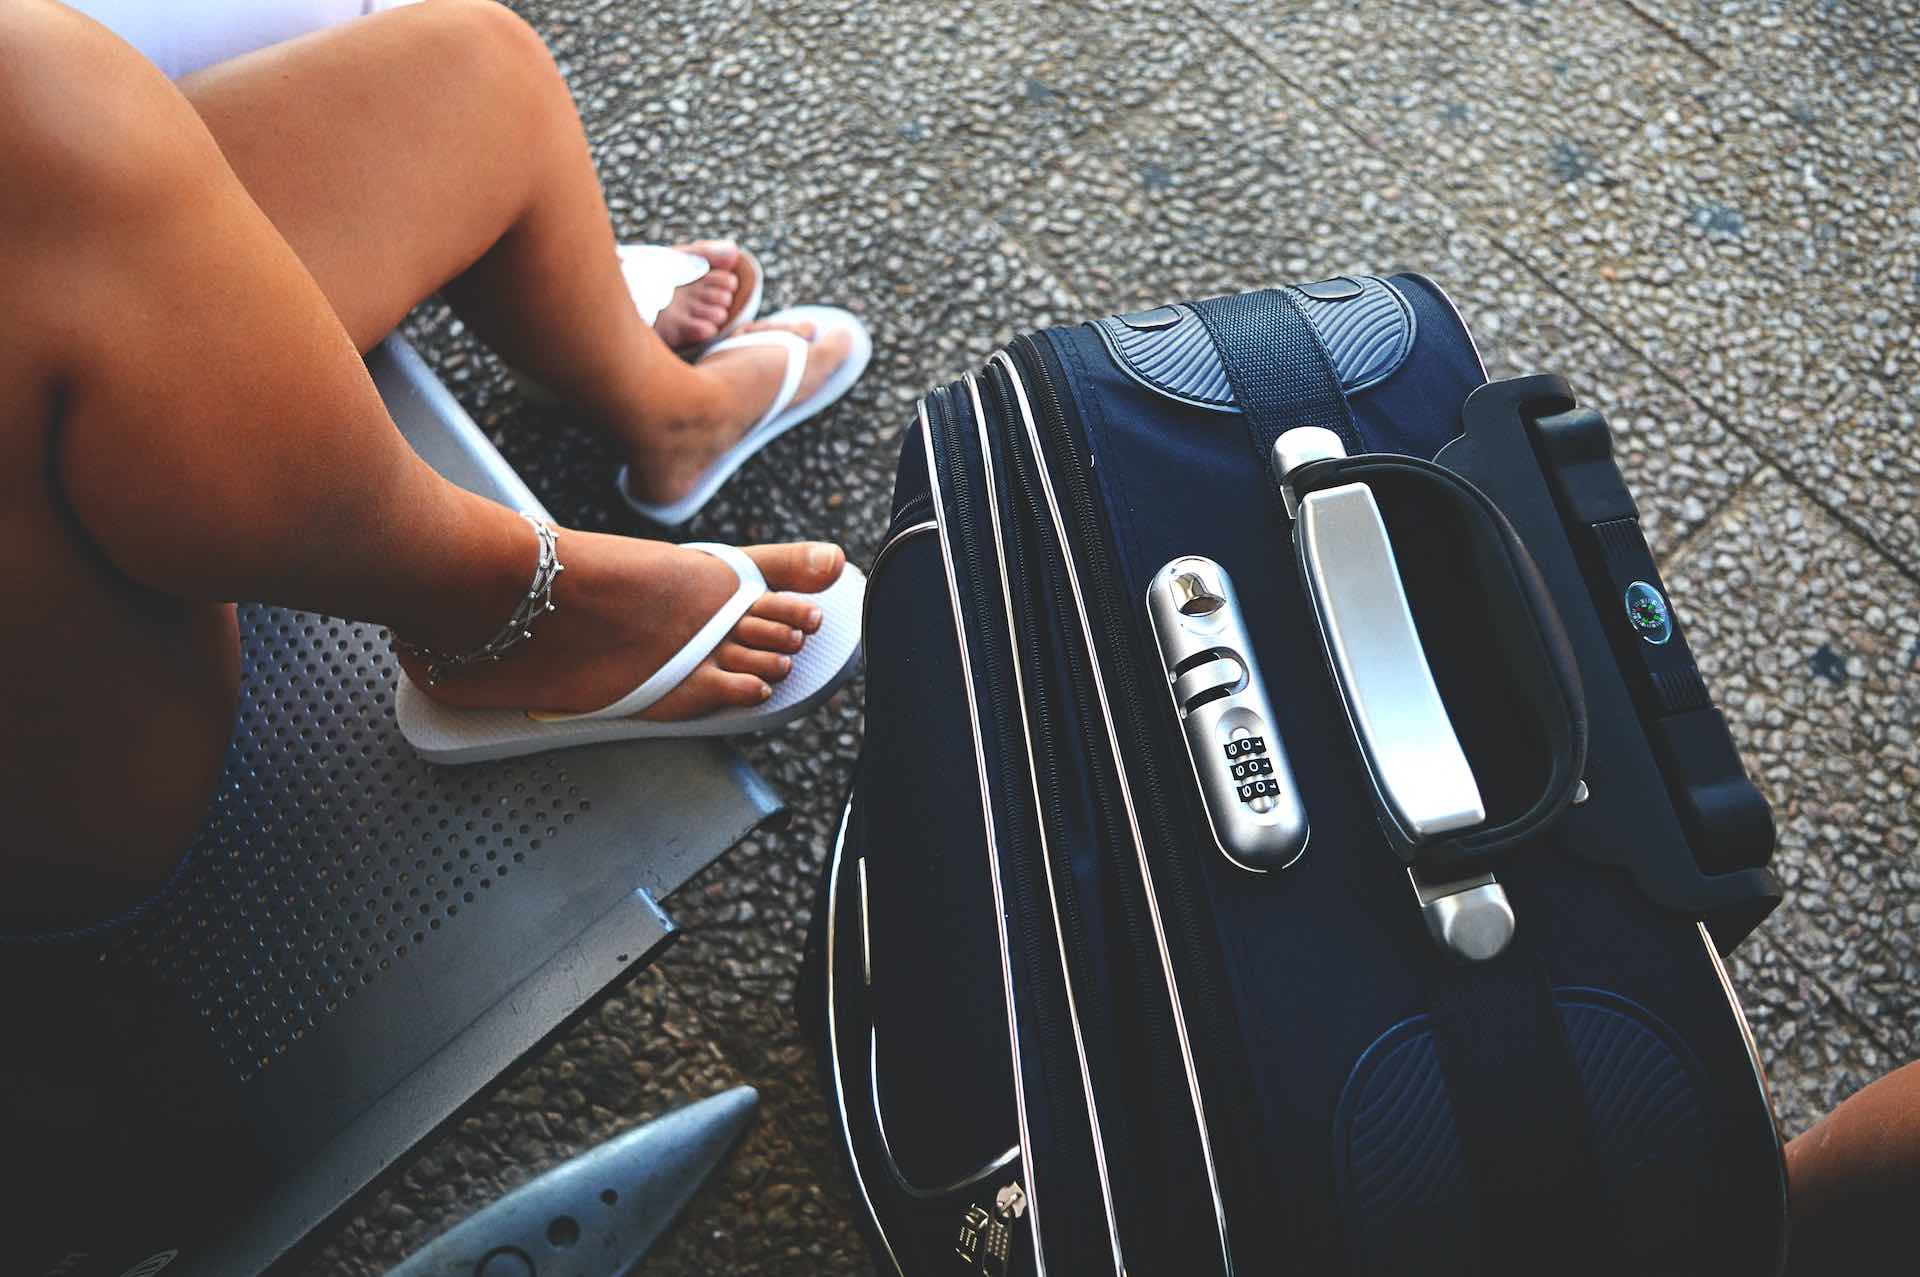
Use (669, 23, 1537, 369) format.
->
(1275, 427, 1514, 961)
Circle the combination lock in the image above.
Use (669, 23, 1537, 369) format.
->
(1146, 556, 1309, 871)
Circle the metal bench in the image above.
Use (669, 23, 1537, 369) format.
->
(8, 335, 783, 1277)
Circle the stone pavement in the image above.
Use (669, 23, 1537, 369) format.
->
(314, 1, 1918, 1271)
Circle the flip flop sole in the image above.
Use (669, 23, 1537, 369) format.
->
(397, 564, 864, 764)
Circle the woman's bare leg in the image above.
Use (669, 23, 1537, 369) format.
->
(175, 0, 852, 508)
(1784, 1061, 1920, 1273)
(0, 0, 840, 923)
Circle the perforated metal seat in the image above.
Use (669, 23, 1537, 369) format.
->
(6, 336, 783, 1277)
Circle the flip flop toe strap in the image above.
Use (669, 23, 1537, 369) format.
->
(703, 329, 808, 433)
(533, 543, 766, 723)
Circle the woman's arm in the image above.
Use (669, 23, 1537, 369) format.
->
(1785, 1061, 1920, 1273)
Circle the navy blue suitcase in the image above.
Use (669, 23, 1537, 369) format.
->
(804, 276, 1788, 1276)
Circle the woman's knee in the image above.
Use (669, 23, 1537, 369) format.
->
(0, 1, 218, 234)
(409, 0, 565, 101)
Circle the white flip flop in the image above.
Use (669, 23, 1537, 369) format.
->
(511, 241, 765, 404)
(395, 543, 864, 764)
(618, 305, 873, 528)
(619, 242, 764, 358)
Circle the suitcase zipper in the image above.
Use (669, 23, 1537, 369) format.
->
(860, 515, 936, 646)
(879, 490, 935, 550)
(919, 382, 1113, 1277)
(983, 362, 1190, 1267)
(965, 369, 1138, 1272)
(1000, 334, 1255, 1274)
(861, 514, 1030, 1203)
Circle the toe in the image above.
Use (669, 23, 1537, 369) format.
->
(691, 301, 731, 327)
(745, 542, 844, 594)
(714, 667, 774, 705)
(676, 239, 741, 272)
(689, 280, 737, 316)
(642, 663, 768, 721)
(795, 327, 856, 399)
(820, 326, 855, 362)
(716, 640, 793, 682)
(751, 592, 824, 633)
(734, 615, 807, 652)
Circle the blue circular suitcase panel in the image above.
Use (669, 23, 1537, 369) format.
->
(1332, 988, 1710, 1277)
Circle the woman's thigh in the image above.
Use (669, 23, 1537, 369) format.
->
(0, 0, 435, 925)
(178, 0, 578, 352)
(0, 297, 242, 930)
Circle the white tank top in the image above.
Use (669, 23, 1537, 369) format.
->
(64, 0, 412, 80)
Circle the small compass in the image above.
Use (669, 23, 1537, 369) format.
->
(1624, 581, 1672, 645)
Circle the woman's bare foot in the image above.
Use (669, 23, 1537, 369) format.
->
(397, 532, 845, 720)
(619, 318, 857, 508)
(650, 240, 747, 352)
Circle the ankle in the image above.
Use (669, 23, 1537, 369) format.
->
(388, 498, 552, 655)
(668, 361, 741, 435)
(555, 314, 719, 443)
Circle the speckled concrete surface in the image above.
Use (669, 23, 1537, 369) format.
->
(1673, 480, 1920, 1058)
(309, 1, 1918, 1271)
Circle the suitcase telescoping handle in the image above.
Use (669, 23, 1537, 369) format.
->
(1273, 427, 1590, 962)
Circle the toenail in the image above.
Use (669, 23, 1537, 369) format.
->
(790, 628, 804, 647)
(807, 543, 838, 574)
(759, 682, 773, 701)
(779, 655, 792, 673)
(807, 606, 823, 627)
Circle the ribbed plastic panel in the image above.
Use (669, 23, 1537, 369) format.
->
(1097, 308, 1235, 407)
(1294, 276, 1416, 393)
(1560, 993, 1708, 1185)
(1341, 1029, 1471, 1223)
(1093, 277, 1416, 415)
(1335, 992, 1710, 1274)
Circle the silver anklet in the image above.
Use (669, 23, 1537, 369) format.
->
(398, 511, 564, 685)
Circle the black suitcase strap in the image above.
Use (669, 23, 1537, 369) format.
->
(1428, 944, 1619, 1276)
(1190, 289, 1626, 1273)
(1188, 288, 1362, 471)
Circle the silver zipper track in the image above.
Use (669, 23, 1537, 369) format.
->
(916, 397, 1049, 1277)
(859, 515, 1030, 1203)
(965, 370, 1128, 1277)
(993, 349, 1237, 1276)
